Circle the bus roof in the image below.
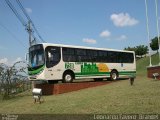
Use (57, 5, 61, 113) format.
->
(36, 43, 134, 53)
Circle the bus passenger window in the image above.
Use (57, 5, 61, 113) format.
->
(45, 47, 61, 68)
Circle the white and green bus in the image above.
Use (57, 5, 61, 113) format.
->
(28, 43, 136, 83)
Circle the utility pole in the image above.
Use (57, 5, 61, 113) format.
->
(145, 0, 152, 66)
(27, 21, 32, 46)
(155, 0, 160, 65)
(27, 21, 35, 89)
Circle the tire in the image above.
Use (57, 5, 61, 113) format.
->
(63, 72, 73, 83)
(110, 70, 118, 80)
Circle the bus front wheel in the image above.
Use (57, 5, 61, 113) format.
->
(63, 72, 73, 83)
(110, 70, 118, 80)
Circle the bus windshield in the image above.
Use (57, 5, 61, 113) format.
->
(29, 44, 44, 68)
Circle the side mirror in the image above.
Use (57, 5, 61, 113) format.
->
(25, 53, 29, 63)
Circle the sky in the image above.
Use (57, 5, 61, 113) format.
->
(0, 0, 160, 65)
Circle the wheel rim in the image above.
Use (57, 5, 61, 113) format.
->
(65, 74, 72, 82)
(112, 72, 117, 80)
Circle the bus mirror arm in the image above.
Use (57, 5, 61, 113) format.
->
(25, 53, 29, 63)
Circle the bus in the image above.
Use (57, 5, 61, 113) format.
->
(28, 43, 136, 83)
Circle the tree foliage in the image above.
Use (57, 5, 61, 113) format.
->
(124, 46, 136, 52)
(135, 45, 148, 57)
(0, 61, 28, 100)
(150, 37, 159, 52)
(124, 45, 148, 57)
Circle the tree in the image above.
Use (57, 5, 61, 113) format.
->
(135, 45, 148, 57)
(124, 46, 136, 51)
(124, 45, 148, 57)
(150, 37, 159, 53)
(0, 61, 27, 100)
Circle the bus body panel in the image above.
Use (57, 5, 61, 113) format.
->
(44, 64, 63, 80)
(28, 43, 136, 81)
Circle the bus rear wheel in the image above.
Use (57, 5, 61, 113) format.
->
(63, 72, 73, 83)
(110, 70, 118, 80)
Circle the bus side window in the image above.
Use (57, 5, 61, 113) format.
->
(45, 46, 61, 68)
(62, 47, 76, 62)
(75, 49, 87, 62)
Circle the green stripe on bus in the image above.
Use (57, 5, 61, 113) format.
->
(119, 71, 136, 77)
(76, 73, 110, 77)
(75, 71, 136, 77)
(28, 65, 45, 75)
(119, 71, 136, 73)
(75, 72, 110, 75)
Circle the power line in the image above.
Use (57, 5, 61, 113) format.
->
(5, 0, 40, 46)
(0, 22, 27, 49)
(5, 0, 27, 27)
(16, 0, 46, 43)
(5, 0, 45, 46)
(16, 0, 31, 22)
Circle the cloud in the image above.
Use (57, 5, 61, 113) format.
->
(100, 30, 111, 38)
(25, 8, 32, 14)
(13, 57, 22, 63)
(82, 38, 97, 44)
(0, 57, 23, 66)
(0, 58, 9, 65)
(116, 35, 127, 41)
(110, 13, 139, 27)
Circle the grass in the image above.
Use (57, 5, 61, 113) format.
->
(137, 53, 159, 76)
(0, 55, 160, 114)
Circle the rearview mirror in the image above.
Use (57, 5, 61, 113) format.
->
(25, 53, 29, 63)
